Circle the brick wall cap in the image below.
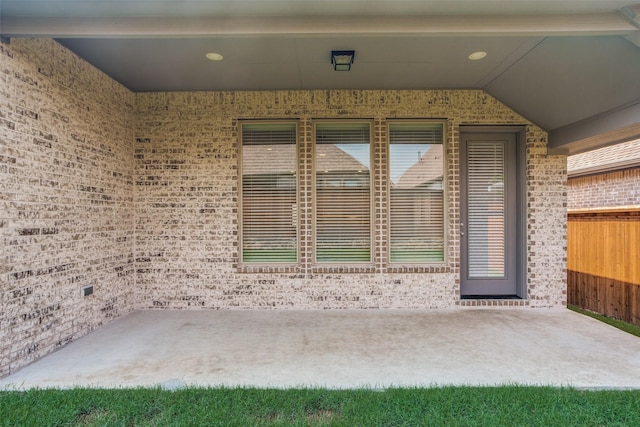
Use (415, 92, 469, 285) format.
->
(568, 205, 640, 215)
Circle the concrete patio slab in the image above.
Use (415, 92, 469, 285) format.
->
(2, 309, 640, 390)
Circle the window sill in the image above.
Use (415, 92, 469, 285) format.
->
(386, 265, 451, 274)
(311, 265, 376, 274)
(237, 264, 452, 274)
(238, 264, 301, 274)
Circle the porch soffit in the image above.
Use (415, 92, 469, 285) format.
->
(1, 0, 640, 153)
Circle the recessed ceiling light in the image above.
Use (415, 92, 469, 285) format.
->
(206, 52, 223, 61)
(468, 51, 487, 60)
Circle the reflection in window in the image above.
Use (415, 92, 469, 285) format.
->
(241, 122, 297, 263)
(389, 122, 445, 262)
(315, 122, 371, 263)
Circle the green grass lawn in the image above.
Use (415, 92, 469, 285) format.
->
(243, 248, 373, 263)
(242, 249, 297, 263)
(243, 249, 444, 263)
(2, 386, 640, 426)
(568, 304, 640, 338)
(390, 249, 444, 263)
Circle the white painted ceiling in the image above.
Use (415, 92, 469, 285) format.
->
(2, 0, 640, 152)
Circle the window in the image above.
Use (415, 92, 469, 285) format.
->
(466, 140, 506, 277)
(315, 122, 371, 263)
(389, 122, 445, 263)
(240, 122, 298, 263)
(239, 119, 446, 269)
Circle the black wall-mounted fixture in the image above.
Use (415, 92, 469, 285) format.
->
(331, 50, 355, 71)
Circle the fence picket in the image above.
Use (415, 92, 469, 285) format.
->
(567, 209, 640, 327)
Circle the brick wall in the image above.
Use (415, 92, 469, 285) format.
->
(134, 92, 567, 310)
(568, 168, 640, 210)
(1, 38, 568, 377)
(525, 133, 568, 307)
(0, 39, 136, 377)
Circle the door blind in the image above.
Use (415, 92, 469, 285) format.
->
(315, 122, 371, 262)
(389, 122, 444, 262)
(466, 141, 506, 278)
(241, 122, 297, 263)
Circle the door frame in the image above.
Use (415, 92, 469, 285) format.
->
(459, 126, 527, 299)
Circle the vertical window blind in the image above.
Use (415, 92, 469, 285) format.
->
(389, 122, 445, 262)
(315, 122, 371, 262)
(466, 141, 505, 277)
(241, 122, 297, 263)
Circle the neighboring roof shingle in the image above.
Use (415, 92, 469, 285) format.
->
(567, 139, 640, 176)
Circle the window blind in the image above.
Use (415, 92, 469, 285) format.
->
(315, 122, 371, 262)
(389, 122, 445, 262)
(466, 141, 505, 277)
(241, 122, 297, 263)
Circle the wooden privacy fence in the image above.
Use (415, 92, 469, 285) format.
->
(567, 208, 640, 326)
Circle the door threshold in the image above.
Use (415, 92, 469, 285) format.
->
(461, 295, 522, 300)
